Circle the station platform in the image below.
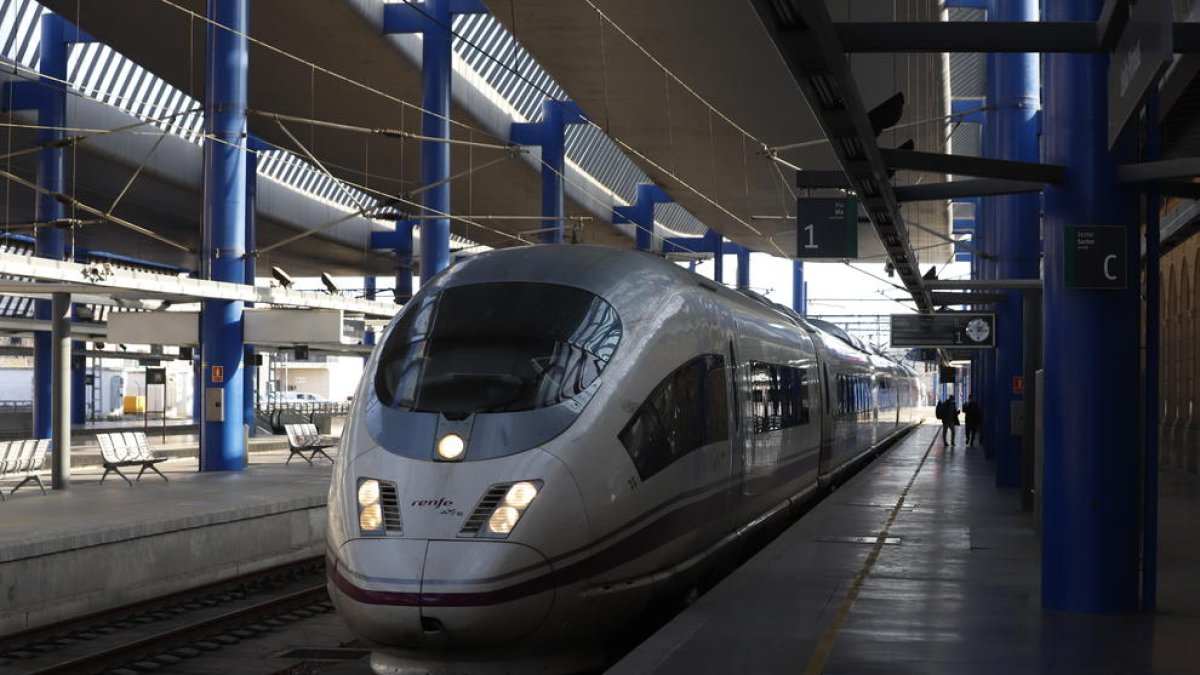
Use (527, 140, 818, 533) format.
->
(0, 448, 334, 637)
(610, 424, 1200, 675)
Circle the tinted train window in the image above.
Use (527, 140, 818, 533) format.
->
(750, 362, 810, 434)
(619, 355, 728, 480)
(374, 283, 622, 414)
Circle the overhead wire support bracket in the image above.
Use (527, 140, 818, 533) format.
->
(833, 21, 1200, 53)
(749, 0, 931, 311)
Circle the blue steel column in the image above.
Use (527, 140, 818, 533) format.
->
(511, 100, 585, 244)
(712, 232, 724, 283)
(990, 0, 1040, 486)
(395, 220, 414, 303)
(538, 100, 564, 244)
(200, 0, 248, 471)
(1042, 0, 1139, 612)
(420, 0, 451, 282)
(614, 184, 672, 252)
(736, 247, 751, 291)
(32, 15, 67, 440)
(980, 31, 999, 456)
(792, 261, 806, 314)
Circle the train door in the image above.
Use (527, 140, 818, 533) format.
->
(812, 340, 835, 476)
(725, 336, 747, 517)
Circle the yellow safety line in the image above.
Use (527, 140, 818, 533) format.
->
(803, 431, 937, 675)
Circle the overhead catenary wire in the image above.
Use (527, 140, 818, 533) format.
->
(394, 0, 767, 250)
(151, 0, 505, 145)
(0, 166, 192, 252)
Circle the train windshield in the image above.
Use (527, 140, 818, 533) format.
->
(375, 282, 622, 415)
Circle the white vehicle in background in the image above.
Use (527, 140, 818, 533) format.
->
(268, 391, 329, 404)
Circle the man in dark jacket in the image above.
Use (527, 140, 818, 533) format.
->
(940, 397, 960, 446)
(963, 396, 983, 446)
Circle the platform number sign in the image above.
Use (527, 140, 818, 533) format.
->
(796, 197, 858, 260)
(1065, 226, 1127, 290)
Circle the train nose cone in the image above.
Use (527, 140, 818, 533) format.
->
(329, 539, 428, 647)
(419, 540, 554, 647)
(330, 539, 555, 649)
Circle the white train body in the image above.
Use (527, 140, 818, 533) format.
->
(326, 246, 920, 673)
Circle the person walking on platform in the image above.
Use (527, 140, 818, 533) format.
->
(963, 396, 982, 447)
(939, 396, 960, 446)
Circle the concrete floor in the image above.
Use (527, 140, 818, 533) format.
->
(0, 448, 335, 635)
(609, 424, 1200, 675)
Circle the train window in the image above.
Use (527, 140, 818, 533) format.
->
(749, 362, 810, 434)
(374, 283, 622, 414)
(620, 355, 729, 480)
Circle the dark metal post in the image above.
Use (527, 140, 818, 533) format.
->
(51, 292, 71, 489)
(1142, 90, 1160, 612)
(1021, 289, 1042, 511)
(243, 149, 257, 440)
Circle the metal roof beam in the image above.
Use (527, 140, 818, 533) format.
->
(879, 148, 1066, 184)
(750, 0, 930, 311)
(1117, 158, 1200, 183)
(835, 22, 1200, 53)
(926, 279, 1043, 290)
(894, 179, 1046, 202)
(929, 292, 1008, 305)
(0, 253, 399, 317)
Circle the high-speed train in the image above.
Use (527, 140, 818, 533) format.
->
(327, 245, 921, 674)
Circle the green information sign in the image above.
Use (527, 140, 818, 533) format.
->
(1064, 226, 1127, 290)
(796, 197, 858, 260)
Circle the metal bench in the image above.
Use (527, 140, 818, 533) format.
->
(0, 439, 50, 500)
(96, 432, 169, 486)
(284, 423, 337, 465)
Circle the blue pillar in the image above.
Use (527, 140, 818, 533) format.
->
(712, 233, 724, 284)
(32, 15, 67, 440)
(200, 0, 248, 471)
(5, 16, 95, 438)
(614, 184, 672, 252)
(384, 0, 486, 282)
(736, 247, 751, 291)
(512, 100, 585, 244)
(419, 0, 450, 281)
(1042, 0, 1139, 612)
(980, 27, 999, 457)
(792, 261, 806, 315)
(990, 0, 1040, 487)
(395, 219, 414, 303)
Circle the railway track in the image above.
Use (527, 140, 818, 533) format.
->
(0, 556, 335, 675)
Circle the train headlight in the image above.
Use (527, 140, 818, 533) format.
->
(477, 480, 543, 537)
(358, 479, 380, 507)
(488, 506, 521, 534)
(436, 434, 465, 461)
(504, 481, 538, 508)
(357, 478, 385, 534)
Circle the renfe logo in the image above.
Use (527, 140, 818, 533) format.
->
(411, 498, 455, 509)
